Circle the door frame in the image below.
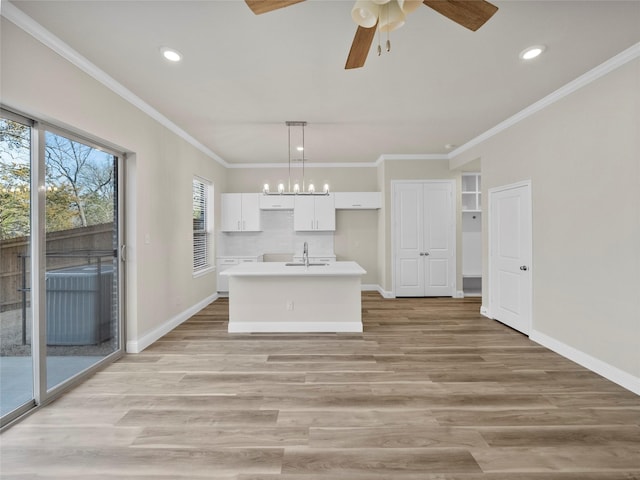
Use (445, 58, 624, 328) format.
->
(487, 180, 532, 334)
(391, 179, 457, 298)
(0, 109, 126, 429)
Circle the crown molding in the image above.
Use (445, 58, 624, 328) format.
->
(1, 2, 230, 168)
(227, 161, 378, 169)
(375, 154, 449, 166)
(450, 41, 640, 161)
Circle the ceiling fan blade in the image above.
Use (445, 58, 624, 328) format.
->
(422, 0, 498, 31)
(245, 0, 306, 15)
(345, 24, 377, 70)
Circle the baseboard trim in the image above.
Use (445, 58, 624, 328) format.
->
(126, 292, 219, 353)
(376, 286, 394, 298)
(530, 329, 640, 396)
(480, 305, 492, 318)
(228, 321, 363, 333)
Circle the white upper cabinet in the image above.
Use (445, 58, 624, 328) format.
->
(461, 173, 481, 212)
(221, 193, 261, 232)
(293, 194, 335, 231)
(259, 195, 295, 210)
(334, 192, 382, 209)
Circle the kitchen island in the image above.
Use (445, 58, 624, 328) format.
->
(221, 261, 366, 333)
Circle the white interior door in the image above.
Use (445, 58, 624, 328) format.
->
(489, 182, 532, 334)
(423, 182, 455, 296)
(394, 183, 424, 296)
(394, 181, 455, 297)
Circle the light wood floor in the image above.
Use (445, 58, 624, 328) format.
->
(2, 293, 640, 479)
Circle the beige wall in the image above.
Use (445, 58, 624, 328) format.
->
(226, 165, 379, 192)
(1, 19, 227, 349)
(452, 58, 640, 380)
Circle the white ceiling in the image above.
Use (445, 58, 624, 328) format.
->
(8, 0, 640, 166)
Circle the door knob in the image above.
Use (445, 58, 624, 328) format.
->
(520, 265, 528, 271)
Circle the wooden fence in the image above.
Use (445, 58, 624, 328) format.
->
(0, 223, 113, 312)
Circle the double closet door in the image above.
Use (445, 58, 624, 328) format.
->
(393, 181, 456, 297)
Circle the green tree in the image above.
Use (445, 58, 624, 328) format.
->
(0, 119, 31, 239)
(0, 162, 30, 239)
(45, 133, 114, 229)
(1, 118, 116, 239)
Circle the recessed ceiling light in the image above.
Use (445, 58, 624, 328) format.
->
(296, 146, 304, 152)
(445, 144, 457, 150)
(160, 47, 182, 62)
(519, 45, 546, 60)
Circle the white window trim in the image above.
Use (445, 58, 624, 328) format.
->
(192, 176, 214, 276)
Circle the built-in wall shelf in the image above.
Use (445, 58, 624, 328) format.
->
(462, 173, 481, 212)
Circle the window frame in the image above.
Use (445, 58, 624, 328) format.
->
(192, 176, 213, 277)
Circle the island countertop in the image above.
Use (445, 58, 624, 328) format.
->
(220, 261, 366, 277)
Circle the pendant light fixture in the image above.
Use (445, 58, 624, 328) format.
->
(262, 121, 329, 196)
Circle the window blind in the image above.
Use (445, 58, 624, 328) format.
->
(193, 178, 209, 271)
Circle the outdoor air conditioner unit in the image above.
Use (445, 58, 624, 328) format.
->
(46, 264, 114, 345)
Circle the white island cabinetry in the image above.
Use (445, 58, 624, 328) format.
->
(222, 261, 366, 333)
(216, 256, 263, 293)
(293, 194, 335, 231)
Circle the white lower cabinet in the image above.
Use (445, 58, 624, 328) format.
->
(216, 256, 262, 292)
(292, 255, 336, 264)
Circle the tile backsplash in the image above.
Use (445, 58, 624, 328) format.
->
(218, 210, 334, 258)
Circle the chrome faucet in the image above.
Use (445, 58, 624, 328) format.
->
(303, 241, 309, 268)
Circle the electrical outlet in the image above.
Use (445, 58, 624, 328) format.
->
(286, 301, 294, 311)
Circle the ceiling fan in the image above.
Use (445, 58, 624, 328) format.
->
(244, 0, 498, 69)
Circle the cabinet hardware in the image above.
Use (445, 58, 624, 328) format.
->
(520, 265, 528, 271)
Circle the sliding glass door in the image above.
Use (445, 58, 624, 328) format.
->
(0, 111, 124, 426)
(0, 114, 34, 418)
(44, 130, 120, 391)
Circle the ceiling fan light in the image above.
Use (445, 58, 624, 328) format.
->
(378, 0, 405, 33)
(351, 0, 380, 28)
(397, 0, 421, 15)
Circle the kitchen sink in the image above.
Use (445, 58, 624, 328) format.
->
(285, 262, 329, 267)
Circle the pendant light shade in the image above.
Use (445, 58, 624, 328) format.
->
(378, 0, 405, 33)
(397, 0, 422, 14)
(351, 0, 380, 28)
